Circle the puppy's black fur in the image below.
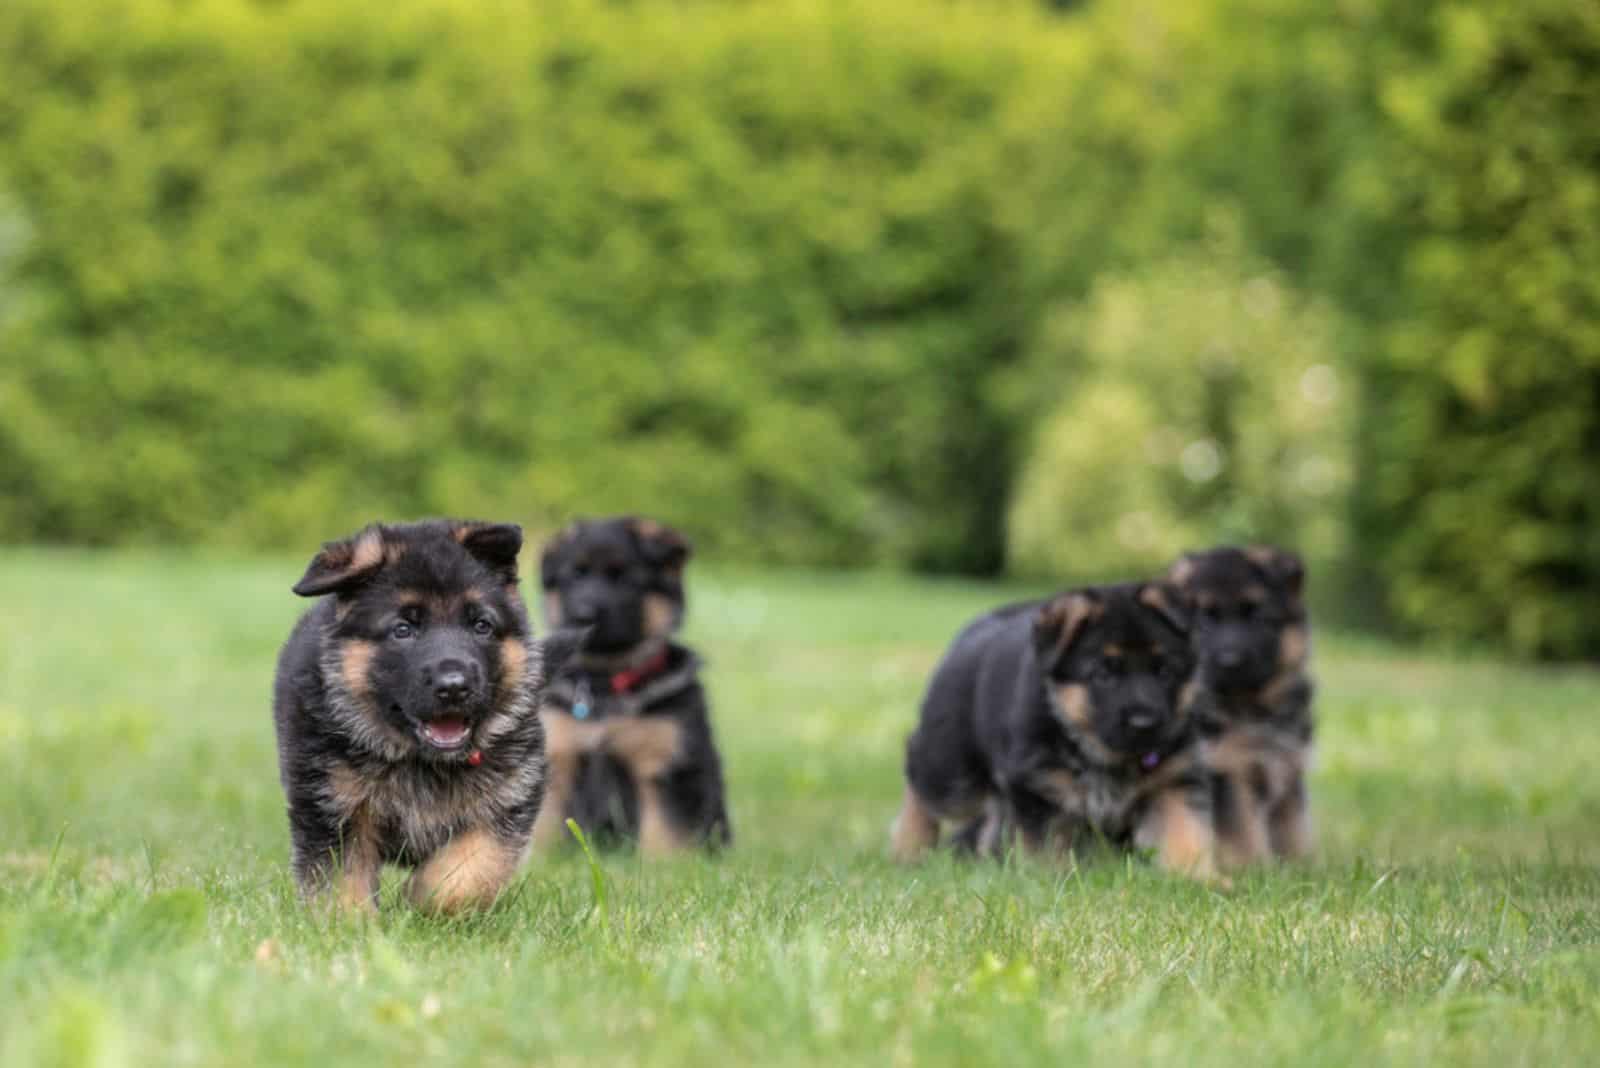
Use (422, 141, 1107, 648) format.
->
(533, 516, 730, 854)
(272, 519, 581, 913)
(1170, 545, 1315, 866)
(893, 582, 1219, 879)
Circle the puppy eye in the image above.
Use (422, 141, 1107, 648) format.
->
(391, 621, 415, 640)
(604, 564, 626, 582)
(1204, 604, 1223, 622)
(572, 564, 591, 578)
(1239, 602, 1259, 620)
(472, 618, 495, 637)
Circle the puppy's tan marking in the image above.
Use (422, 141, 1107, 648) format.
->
(334, 803, 381, 916)
(1278, 624, 1309, 670)
(1175, 676, 1204, 725)
(543, 591, 564, 627)
(325, 763, 368, 815)
(1268, 774, 1314, 859)
(530, 708, 606, 848)
(1137, 788, 1220, 881)
(1036, 593, 1099, 656)
(500, 637, 528, 687)
(348, 528, 387, 574)
(407, 827, 523, 913)
(889, 785, 940, 861)
(1244, 545, 1282, 571)
(642, 593, 678, 638)
(1049, 684, 1119, 764)
(606, 717, 685, 856)
(340, 641, 376, 701)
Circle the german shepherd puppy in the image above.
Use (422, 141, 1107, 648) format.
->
(892, 582, 1218, 879)
(273, 519, 580, 914)
(532, 517, 730, 855)
(1168, 545, 1314, 867)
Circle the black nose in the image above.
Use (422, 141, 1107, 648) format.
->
(567, 602, 599, 625)
(432, 661, 471, 705)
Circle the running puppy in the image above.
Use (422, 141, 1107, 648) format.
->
(1169, 545, 1315, 867)
(892, 582, 1218, 880)
(532, 517, 730, 855)
(272, 519, 579, 914)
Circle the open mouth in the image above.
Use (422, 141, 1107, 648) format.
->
(418, 717, 472, 750)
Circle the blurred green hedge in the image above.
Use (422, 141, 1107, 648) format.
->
(1, 0, 1597, 658)
(1147, 0, 1600, 658)
(0, 0, 1101, 570)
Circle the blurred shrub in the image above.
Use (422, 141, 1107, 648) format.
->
(0, 0, 1097, 569)
(1350, 2, 1600, 659)
(1007, 238, 1352, 585)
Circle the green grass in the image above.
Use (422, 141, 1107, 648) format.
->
(2, 550, 1599, 1066)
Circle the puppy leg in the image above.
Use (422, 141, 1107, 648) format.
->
(1136, 785, 1222, 883)
(606, 718, 687, 857)
(1268, 770, 1314, 860)
(890, 782, 942, 861)
(531, 709, 588, 849)
(407, 827, 526, 914)
(1212, 770, 1271, 870)
(292, 785, 381, 916)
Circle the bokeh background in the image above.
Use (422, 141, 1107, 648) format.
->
(1, 0, 1595, 660)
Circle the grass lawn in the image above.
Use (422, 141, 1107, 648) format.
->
(3, 549, 1599, 1065)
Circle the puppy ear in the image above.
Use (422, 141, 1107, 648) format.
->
(1138, 581, 1192, 635)
(539, 521, 583, 590)
(1246, 545, 1305, 598)
(292, 524, 388, 597)
(535, 626, 590, 681)
(629, 518, 692, 575)
(1034, 591, 1099, 661)
(456, 521, 524, 584)
(1166, 552, 1199, 589)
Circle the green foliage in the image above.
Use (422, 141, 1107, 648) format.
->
(0, 0, 1084, 569)
(1007, 238, 1352, 585)
(1, 0, 1597, 657)
(1350, 2, 1600, 659)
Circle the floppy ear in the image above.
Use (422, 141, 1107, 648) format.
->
(1166, 552, 1199, 589)
(630, 517, 692, 575)
(1246, 545, 1305, 598)
(1034, 591, 1098, 661)
(535, 626, 590, 682)
(1138, 581, 1192, 636)
(456, 521, 523, 584)
(539, 522, 582, 590)
(291, 525, 388, 598)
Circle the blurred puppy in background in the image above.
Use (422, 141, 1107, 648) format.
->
(1169, 545, 1315, 868)
(893, 581, 1219, 881)
(533, 517, 731, 855)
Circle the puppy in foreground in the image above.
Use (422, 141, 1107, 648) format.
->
(1169, 545, 1315, 867)
(273, 519, 579, 914)
(532, 517, 730, 855)
(892, 582, 1219, 880)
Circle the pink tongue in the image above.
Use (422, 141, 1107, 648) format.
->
(423, 718, 469, 747)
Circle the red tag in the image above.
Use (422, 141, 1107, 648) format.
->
(467, 750, 483, 767)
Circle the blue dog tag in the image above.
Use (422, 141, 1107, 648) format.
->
(573, 700, 591, 720)
(572, 678, 593, 720)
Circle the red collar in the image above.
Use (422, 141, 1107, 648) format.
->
(609, 647, 672, 695)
